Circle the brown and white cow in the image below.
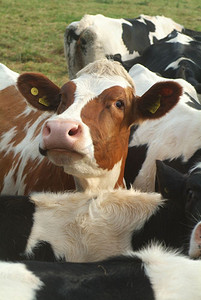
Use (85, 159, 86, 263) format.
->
(0, 63, 75, 195)
(1, 60, 181, 194)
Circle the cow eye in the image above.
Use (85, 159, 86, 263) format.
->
(115, 100, 124, 109)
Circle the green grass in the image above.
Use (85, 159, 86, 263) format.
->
(1, 0, 201, 86)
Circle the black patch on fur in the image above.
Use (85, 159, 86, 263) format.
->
(25, 241, 63, 262)
(124, 143, 148, 188)
(25, 255, 154, 300)
(0, 195, 35, 261)
(122, 18, 155, 54)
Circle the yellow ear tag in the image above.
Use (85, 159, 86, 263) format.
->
(148, 95, 161, 114)
(31, 87, 38, 96)
(38, 96, 49, 107)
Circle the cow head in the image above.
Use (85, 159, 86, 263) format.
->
(156, 160, 201, 257)
(17, 59, 181, 191)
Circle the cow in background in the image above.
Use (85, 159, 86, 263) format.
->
(64, 14, 185, 79)
(64, 13, 201, 79)
(114, 30, 201, 95)
(124, 64, 201, 192)
(0, 59, 181, 194)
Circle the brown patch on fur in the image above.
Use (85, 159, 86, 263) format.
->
(0, 86, 27, 132)
(0, 150, 15, 190)
(57, 81, 76, 114)
(23, 157, 75, 194)
(81, 86, 135, 174)
(0, 84, 75, 194)
(0, 85, 43, 146)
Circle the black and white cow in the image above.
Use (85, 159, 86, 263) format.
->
(64, 14, 185, 79)
(130, 159, 201, 253)
(115, 30, 201, 94)
(1, 244, 201, 300)
(1, 160, 200, 262)
(0, 189, 163, 262)
(124, 64, 201, 192)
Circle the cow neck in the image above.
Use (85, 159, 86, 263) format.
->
(73, 159, 124, 192)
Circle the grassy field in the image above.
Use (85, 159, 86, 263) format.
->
(1, 0, 201, 86)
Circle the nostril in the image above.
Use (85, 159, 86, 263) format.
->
(68, 125, 80, 136)
(43, 123, 51, 137)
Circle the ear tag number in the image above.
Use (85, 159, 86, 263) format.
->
(38, 96, 49, 107)
(149, 95, 161, 114)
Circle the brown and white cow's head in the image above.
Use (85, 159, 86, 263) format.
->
(17, 59, 182, 191)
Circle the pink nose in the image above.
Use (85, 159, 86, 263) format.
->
(42, 119, 83, 151)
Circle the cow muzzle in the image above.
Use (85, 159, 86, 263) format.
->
(39, 119, 84, 157)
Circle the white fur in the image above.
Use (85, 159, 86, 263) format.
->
(134, 245, 201, 300)
(1, 245, 201, 299)
(165, 57, 196, 71)
(25, 188, 163, 262)
(0, 112, 51, 194)
(0, 261, 43, 300)
(138, 14, 183, 44)
(166, 31, 192, 45)
(129, 64, 200, 191)
(0, 63, 19, 90)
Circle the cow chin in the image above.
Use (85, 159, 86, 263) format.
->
(46, 149, 84, 167)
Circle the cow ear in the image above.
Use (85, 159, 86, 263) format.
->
(136, 81, 182, 121)
(17, 73, 61, 111)
(156, 160, 185, 201)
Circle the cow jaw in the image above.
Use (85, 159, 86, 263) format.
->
(72, 159, 123, 191)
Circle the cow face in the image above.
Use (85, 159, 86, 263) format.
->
(156, 160, 201, 221)
(156, 160, 201, 257)
(17, 60, 181, 189)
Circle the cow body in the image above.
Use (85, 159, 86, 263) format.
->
(64, 14, 184, 79)
(117, 30, 201, 95)
(1, 245, 201, 300)
(0, 64, 74, 195)
(125, 64, 201, 192)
